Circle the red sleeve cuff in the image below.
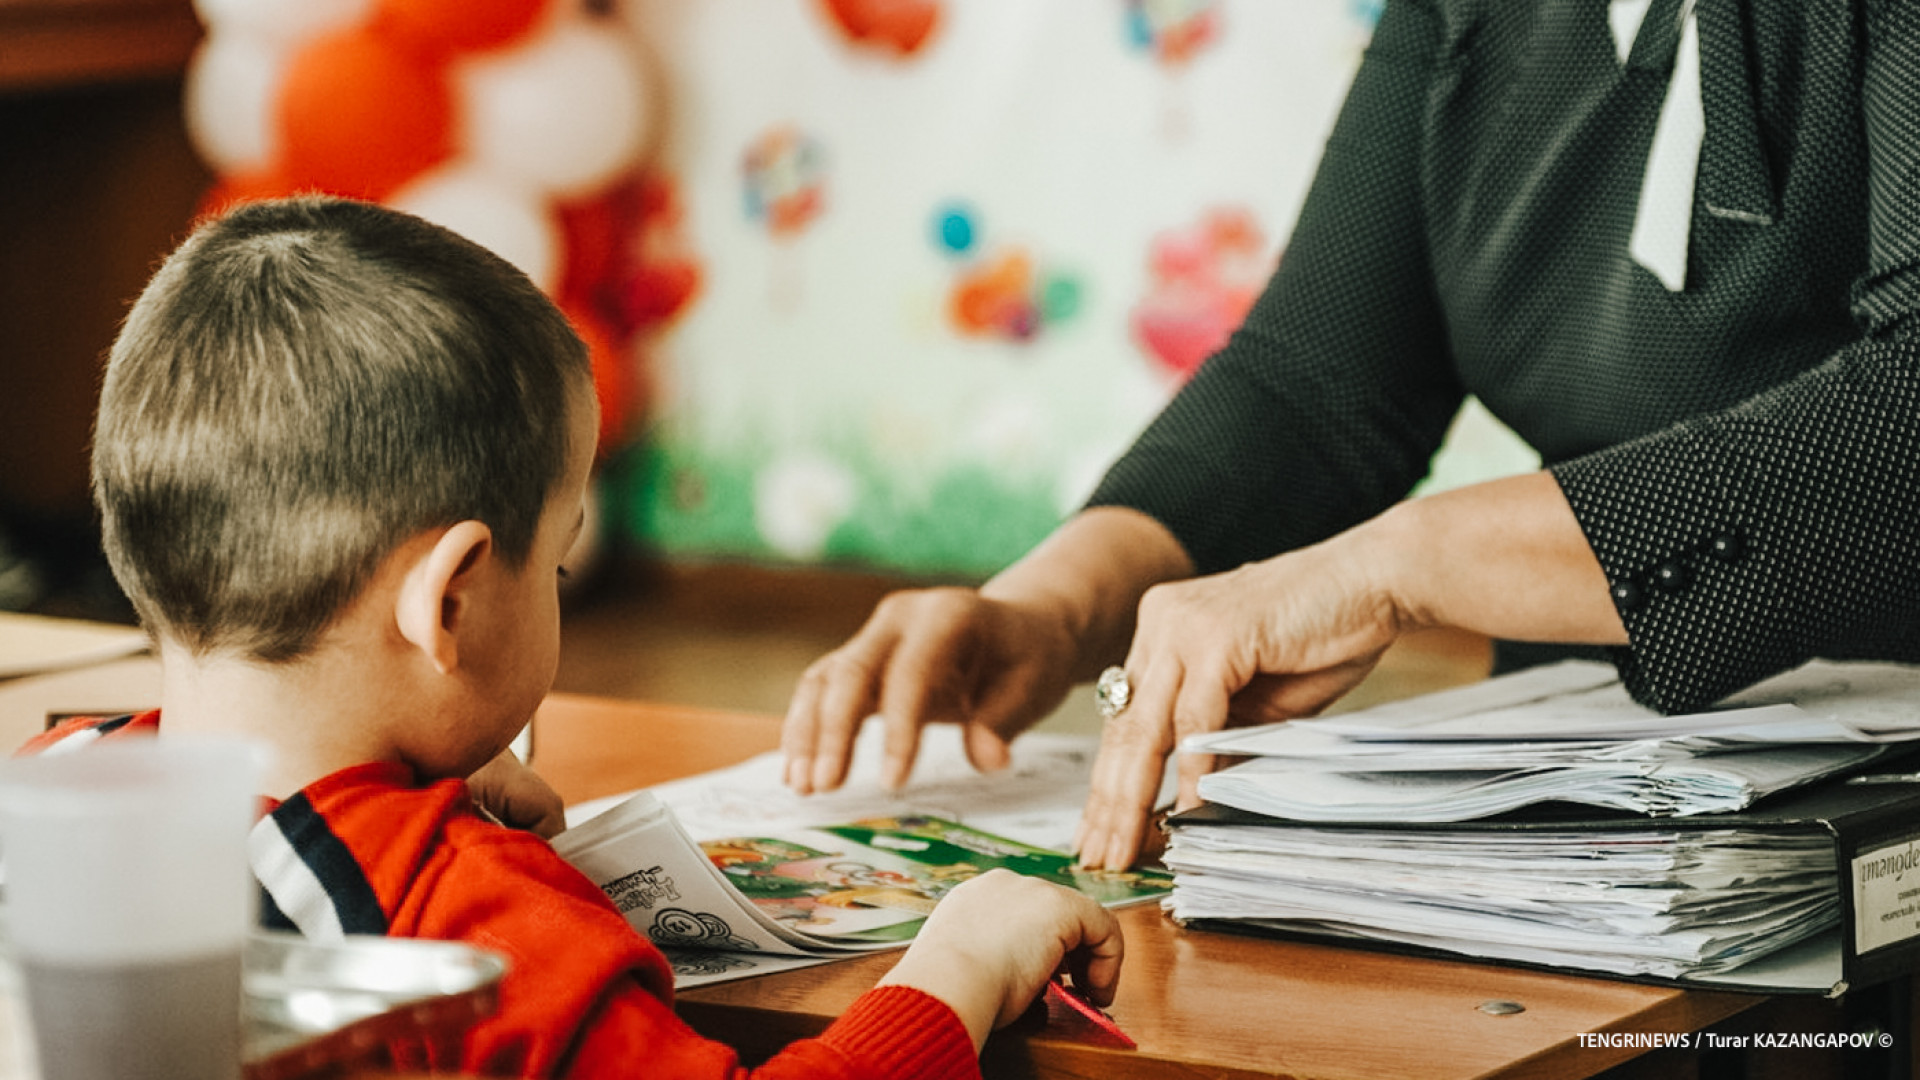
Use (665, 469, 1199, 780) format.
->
(819, 985, 978, 1080)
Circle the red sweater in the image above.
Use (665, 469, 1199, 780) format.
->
(23, 714, 978, 1080)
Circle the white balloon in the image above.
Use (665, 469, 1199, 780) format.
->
(457, 17, 652, 199)
(388, 166, 561, 294)
(183, 31, 284, 176)
(754, 454, 858, 562)
(192, 0, 372, 45)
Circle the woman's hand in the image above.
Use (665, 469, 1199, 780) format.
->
(1076, 530, 1406, 869)
(1074, 470, 1626, 870)
(781, 587, 1079, 794)
(781, 507, 1196, 799)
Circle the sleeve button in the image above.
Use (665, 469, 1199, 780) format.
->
(1653, 561, 1691, 592)
(1611, 579, 1646, 610)
(1710, 533, 1746, 562)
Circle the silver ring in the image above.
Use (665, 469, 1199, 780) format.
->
(1095, 666, 1132, 719)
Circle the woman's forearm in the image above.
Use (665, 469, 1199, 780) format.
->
(1368, 469, 1628, 645)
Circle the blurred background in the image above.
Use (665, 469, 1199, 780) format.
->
(0, 0, 1513, 723)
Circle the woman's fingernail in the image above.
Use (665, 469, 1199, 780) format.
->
(1073, 830, 1096, 867)
(811, 760, 839, 793)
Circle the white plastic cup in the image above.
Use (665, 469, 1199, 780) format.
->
(0, 737, 265, 1080)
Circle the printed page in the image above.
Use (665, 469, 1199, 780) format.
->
(1720, 661, 1920, 738)
(553, 790, 851, 956)
(554, 729, 1176, 987)
(700, 817, 1170, 947)
(652, 948, 835, 988)
(567, 717, 1168, 852)
(1195, 742, 1887, 822)
(1196, 659, 1920, 750)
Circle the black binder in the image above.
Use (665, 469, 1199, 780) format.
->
(1166, 766, 1920, 996)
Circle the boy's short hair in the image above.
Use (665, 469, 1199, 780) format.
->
(94, 196, 592, 662)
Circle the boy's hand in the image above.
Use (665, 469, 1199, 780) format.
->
(467, 749, 567, 838)
(877, 869, 1124, 1052)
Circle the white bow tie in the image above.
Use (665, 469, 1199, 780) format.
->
(1613, 0, 1701, 292)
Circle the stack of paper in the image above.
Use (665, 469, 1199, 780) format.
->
(1166, 658, 1920, 986)
(1163, 817, 1838, 980)
(1185, 660, 1920, 821)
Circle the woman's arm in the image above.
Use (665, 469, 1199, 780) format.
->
(1547, 1, 1920, 712)
(1076, 469, 1624, 869)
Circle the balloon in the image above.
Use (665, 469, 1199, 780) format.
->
(1148, 231, 1212, 281)
(1124, 0, 1221, 68)
(375, 0, 554, 56)
(193, 0, 373, 45)
(277, 26, 455, 200)
(555, 187, 624, 310)
(1130, 286, 1239, 378)
(933, 203, 974, 254)
(816, 0, 941, 56)
(868, 0, 940, 55)
(184, 31, 285, 177)
(563, 303, 634, 459)
(754, 454, 857, 561)
(1006, 302, 1040, 341)
(742, 127, 826, 239)
(556, 175, 699, 338)
(949, 250, 1042, 339)
(621, 260, 701, 332)
(458, 18, 651, 199)
(951, 276, 1004, 333)
(565, 174, 703, 336)
(388, 165, 560, 293)
(1039, 273, 1083, 321)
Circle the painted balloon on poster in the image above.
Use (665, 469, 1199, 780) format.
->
(1130, 207, 1273, 380)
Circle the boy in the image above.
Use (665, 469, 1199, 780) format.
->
(39, 197, 1123, 1078)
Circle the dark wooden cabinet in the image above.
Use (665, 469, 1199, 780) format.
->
(0, 0, 210, 588)
(1, 0, 203, 89)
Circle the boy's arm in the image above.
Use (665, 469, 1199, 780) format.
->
(565, 979, 978, 1080)
(417, 822, 980, 1079)
(559, 869, 1120, 1078)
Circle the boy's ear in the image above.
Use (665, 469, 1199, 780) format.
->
(394, 521, 494, 675)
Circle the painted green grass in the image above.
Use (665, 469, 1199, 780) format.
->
(607, 438, 1062, 578)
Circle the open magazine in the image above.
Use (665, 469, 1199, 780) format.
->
(551, 723, 1173, 987)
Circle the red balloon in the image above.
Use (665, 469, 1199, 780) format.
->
(870, 0, 939, 54)
(1131, 287, 1241, 379)
(621, 260, 700, 332)
(565, 304, 638, 459)
(276, 27, 455, 201)
(817, 0, 940, 55)
(555, 188, 625, 316)
(374, 0, 553, 56)
(558, 173, 704, 340)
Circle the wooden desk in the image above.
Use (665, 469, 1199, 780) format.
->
(0, 659, 1889, 1079)
(529, 693, 1781, 1080)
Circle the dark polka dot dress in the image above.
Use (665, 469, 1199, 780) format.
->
(1089, 0, 1920, 713)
